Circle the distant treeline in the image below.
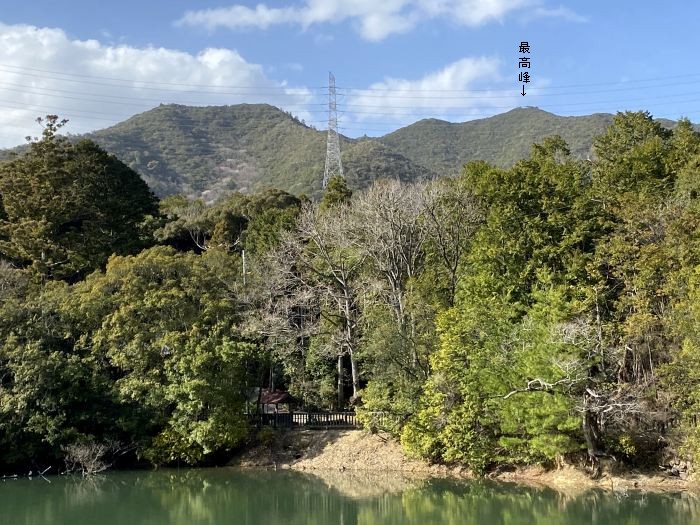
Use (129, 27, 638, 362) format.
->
(1, 111, 700, 475)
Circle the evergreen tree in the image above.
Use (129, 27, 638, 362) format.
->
(320, 175, 352, 210)
(0, 116, 158, 281)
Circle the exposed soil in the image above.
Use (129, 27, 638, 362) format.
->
(230, 428, 698, 494)
(495, 464, 694, 494)
(231, 429, 437, 473)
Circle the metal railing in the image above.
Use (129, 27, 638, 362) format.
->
(249, 411, 359, 429)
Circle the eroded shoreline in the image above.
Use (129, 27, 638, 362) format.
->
(230, 429, 697, 495)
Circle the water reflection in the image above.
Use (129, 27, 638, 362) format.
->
(0, 469, 697, 525)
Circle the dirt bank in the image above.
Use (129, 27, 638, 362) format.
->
(232, 429, 438, 473)
(230, 429, 698, 494)
(495, 464, 694, 494)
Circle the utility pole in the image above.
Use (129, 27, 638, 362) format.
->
(322, 72, 343, 188)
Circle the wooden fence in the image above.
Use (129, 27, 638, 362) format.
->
(361, 411, 404, 431)
(250, 411, 359, 430)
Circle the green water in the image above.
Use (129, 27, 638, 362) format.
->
(0, 469, 697, 525)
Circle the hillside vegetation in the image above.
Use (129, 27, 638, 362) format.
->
(87, 104, 434, 201)
(1, 105, 696, 201)
(380, 108, 615, 173)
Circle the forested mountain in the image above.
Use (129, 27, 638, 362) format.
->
(380, 108, 614, 172)
(0, 105, 695, 201)
(85, 104, 434, 201)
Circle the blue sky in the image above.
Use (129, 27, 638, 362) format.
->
(0, 1, 698, 146)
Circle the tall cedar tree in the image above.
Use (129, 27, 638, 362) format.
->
(0, 116, 158, 281)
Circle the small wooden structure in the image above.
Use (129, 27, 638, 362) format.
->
(258, 388, 296, 414)
(247, 388, 297, 414)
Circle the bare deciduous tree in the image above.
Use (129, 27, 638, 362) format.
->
(297, 204, 365, 405)
(62, 439, 137, 477)
(422, 178, 483, 306)
(249, 204, 365, 407)
(351, 180, 429, 325)
(242, 243, 321, 404)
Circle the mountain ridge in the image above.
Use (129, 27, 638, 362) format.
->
(1, 105, 694, 200)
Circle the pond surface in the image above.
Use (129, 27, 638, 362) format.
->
(1, 468, 698, 524)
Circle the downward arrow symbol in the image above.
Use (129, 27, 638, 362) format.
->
(521, 85, 526, 96)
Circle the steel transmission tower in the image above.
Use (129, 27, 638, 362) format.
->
(322, 72, 343, 188)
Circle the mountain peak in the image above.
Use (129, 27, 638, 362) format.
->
(5, 104, 681, 201)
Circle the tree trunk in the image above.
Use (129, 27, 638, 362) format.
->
(582, 410, 602, 458)
(582, 399, 604, 479)
(341, 291, 360, 401)
(337, 353, 344, 409)
(349, 346, 359, 400)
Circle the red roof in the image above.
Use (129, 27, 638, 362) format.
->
(259, 389, 295, 405)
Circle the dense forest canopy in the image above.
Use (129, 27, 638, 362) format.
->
(2, 111, 700, 477)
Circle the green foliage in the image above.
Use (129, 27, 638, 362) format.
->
(358, 269, 445, 433)
(241, 189, 302, 254)
(402, 293, 513, 473)
(662, 264, 700, 464)
(243, 206, 300, 255)
(256, 426, 278, 448)
(462, 136, 603, 310)
(320, 175, 352, 210)
(593, 114, 700, 466)
(404, 129, 647, 471)
(0, 244, 257, 469)
(495, 287, 584, 463)
(0, 279, 119, 467)
(0, 116, 158, 281)
(69, 247, 254, 464)
(155, 188, 300, 254)
(404, 279, 587, 472)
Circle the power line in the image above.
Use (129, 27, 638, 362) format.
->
(336, 90, 700, 111)
(5, 61, 700, 94)
(336, 72, 700, 92)
(0, 67, 319, 96)
(1, 69, 698, 150)
(0, 82, 327, 108)
(5, 79, 699, 114)
(337, 78, 700, 99)
(1, 99, 695, 134)
(6, 63, 700, 102)
(0, 63, 327, 90)
(4, 78, 697, 123)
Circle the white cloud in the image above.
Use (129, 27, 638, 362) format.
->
(177, 0, 585, 41)
(0, 22, 315, 148)
(180, 4, 300, 30)
(343, 57, 522, 131)
(530, 6, 589, 23)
